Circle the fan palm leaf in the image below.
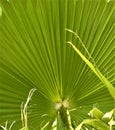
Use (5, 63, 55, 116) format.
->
(0, 0, 115, 129)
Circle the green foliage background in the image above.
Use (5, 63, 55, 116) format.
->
(0, 0, 115, 129)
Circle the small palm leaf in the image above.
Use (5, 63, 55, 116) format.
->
(76, 108, 115, 130)
(76, 119, 109, 130)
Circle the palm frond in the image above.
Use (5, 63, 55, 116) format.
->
(0, 0, 114, 129)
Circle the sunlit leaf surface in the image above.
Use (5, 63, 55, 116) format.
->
(0, 0, 114, 129)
